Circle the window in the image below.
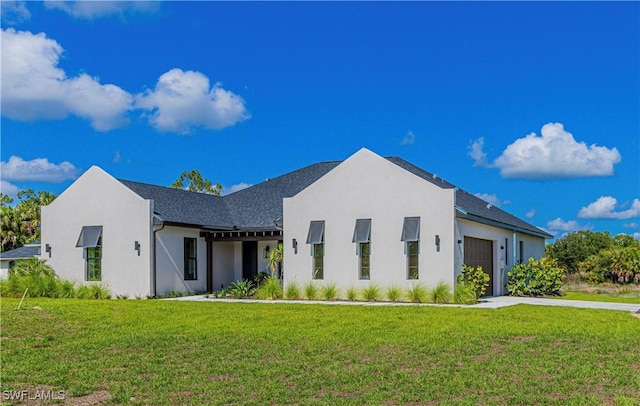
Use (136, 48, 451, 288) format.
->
(505, 238, 509, 266)
(76, 226, 103, 281)
(184, 238, 197, 280)
(406, 241, 419, 279)
(359, 242, 370, 279)
(85, 244, 102, 281)
(306, 221, 325, 280)
(353, 219, 372, 280)
(313, 243, 324, 279)
(401, 217, 420, 279)
(519, 240, 524, 264)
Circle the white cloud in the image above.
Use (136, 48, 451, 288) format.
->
(401, 130, 416, 145)
(623, 222, 639, 229)
(578, 196, 640, 220)
(474, 193, 504, 208)
(1, 1, 31, 24)
(469, 123, 621, 179)
(1, 156, 79, 182)
(113, 152, 122, 164)
(0, 180, 20, 198)
(634, 232, 640, 241)
(136, 69, 250, 134)
(224, 182, 252, 195)
(546, 218, 591, 235)
(468, 137, 488, 167)
(44, 1, 159, 20)
(1, 28, 133, 131)
(525, 209, 536, 219)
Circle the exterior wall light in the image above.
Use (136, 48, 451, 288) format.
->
(263, 245, 270, 259)
(292, 238, 298, 254)
(435, 235, 441, 252)
(134, 241, 141, 256)
(45, 244, 52, 258)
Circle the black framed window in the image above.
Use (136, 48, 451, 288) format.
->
(184, 238, 197, 280)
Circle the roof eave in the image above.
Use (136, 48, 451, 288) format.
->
(456, 212, 553, 239)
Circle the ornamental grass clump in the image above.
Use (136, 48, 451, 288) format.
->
(385, 284, 403, 302)
(284, 282, 301, 300)
(362, 284, 381, 301)
(321, 283, 339, 301)
(303, 282, 318, 300)
(406, 283, 428, 303)
(429, 282, 452, 304)
(255, 276, 282, 300)
(345, 286, 359, 301)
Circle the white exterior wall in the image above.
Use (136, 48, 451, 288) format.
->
(40, 166, 152, 298)
(155, 226, 207, 294)
(283, 148, 456, 294)
(0, 261, 11, 279)
(456, 218, 547, 296)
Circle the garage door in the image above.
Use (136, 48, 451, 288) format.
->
(463, 237, 493, 296)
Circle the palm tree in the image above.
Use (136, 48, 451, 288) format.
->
(267, 243, 283, 278)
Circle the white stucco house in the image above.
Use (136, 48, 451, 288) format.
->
(0, 241, 41, 279)
(40, 148, 551, 297)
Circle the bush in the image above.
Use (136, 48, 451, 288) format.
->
(362, 284, 381, 302)
(429, 282, 452, 304)
(458, 264, 490, 300)
(10, 258, 56, 278)
(303, 282, 318, 300)
(227, 279, 255, 299)
(507, 257, 564, 296)
(454, 283, 477, 305)
(284, 282, 301, 300)
(581, 246, 640, 284)
(546, 231, 615, 274)
(321, 283, 338, 300)
(254, 276, 282, 300)
(406, 283, 428, 303)
(385, 284, 403, 302)
(345, 286, 359, 301)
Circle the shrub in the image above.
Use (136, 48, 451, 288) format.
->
(58, 280, 76, 298)
(345, 286, 359, 301)
(458, 264, 490, 300)
(545, 231, 615, 273)
(228, 279, 255, 299)
(507, 257, 564, 296)
(454, 283, 477, 305)
(303, 282, 318, 300)
(10, 258, 56, 278)
(255, 276, 283, 300)
(581, 246, 640, 284)
(253, 272, 271, 287)
(406, 283, 428, 303)
(284, 282, 301, 300)
(385, 284, 403, 302)
(429, 282, 452, 304)
(321, 283, 338, 301)
(362, 284, 381, 301)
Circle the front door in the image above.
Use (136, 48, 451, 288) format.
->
(464, 236, 494, 296)
(242, 241, 258, 280)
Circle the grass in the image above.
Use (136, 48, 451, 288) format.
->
(558, 274, 640, 304)
(1, 298, 638, 405)
(361, 284, 381, 301)
(321, 283, 339, 301)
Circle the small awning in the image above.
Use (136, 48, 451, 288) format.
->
(401, 217, 420, 242)
(306, 221, 325, 244)
(76, 226, 103, 248)
(352, 219, 371, 243)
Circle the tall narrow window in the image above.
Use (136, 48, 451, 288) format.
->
(505, 238, 509, 266)
(353, 219, 372, 280)
(519, 240, 524, 264)
(306, 221, 325, 280)
(77, 226, 103, 281)
(184, 238, 197, 280)
(401, 217, 420, 279)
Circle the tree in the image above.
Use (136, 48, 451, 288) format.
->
(545, 230, 613, 274)
(171, 170, 222, 196)
(266, 243, 283, 278)
(0, 189, 56, 252)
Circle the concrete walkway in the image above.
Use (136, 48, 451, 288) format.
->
(167, 294, 640, 313)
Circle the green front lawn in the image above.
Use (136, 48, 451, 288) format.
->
(558, 291, 640, 304)
(1, 298, 639, 405)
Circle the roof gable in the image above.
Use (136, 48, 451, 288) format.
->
(113, 148, 550, 238)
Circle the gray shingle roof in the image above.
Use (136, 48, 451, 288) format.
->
(118, 156, 551, 238)
(0, 244, 40, 259)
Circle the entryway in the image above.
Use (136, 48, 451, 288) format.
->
(463, 236, 494, 296)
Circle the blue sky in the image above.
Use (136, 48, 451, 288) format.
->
(1, 1, 638, 240)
